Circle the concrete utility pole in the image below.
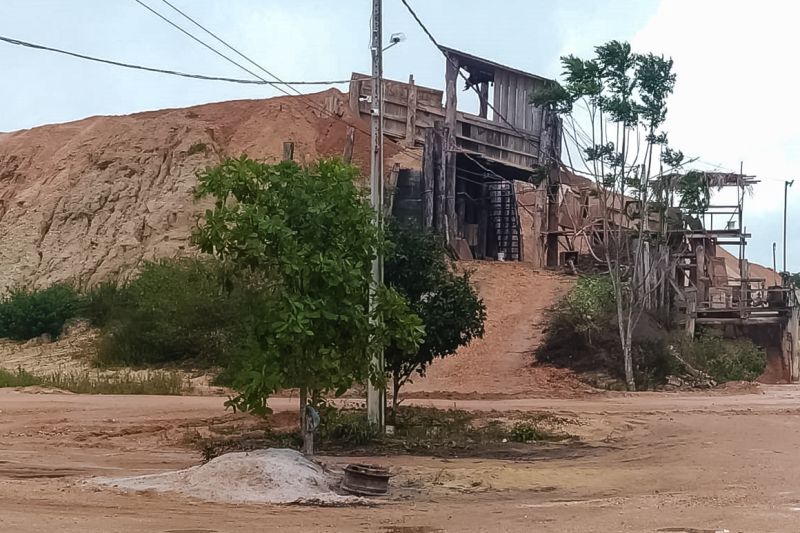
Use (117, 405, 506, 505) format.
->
(785, 180, 794, 274)
(367, 0, 385, 430)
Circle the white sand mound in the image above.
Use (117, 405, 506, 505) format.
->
(95, 448, 364, 505)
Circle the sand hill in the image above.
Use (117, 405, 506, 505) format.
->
(0, 89, 414, 291)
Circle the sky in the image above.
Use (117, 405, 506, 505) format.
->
(0, 0, 797, 270)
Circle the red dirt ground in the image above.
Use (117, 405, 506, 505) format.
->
(404, 262, 594, 399)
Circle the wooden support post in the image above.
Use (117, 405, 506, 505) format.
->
(422, 127, 435, 229)
(405, 74, 418, 146)
(433, 121, 446, 233)
(456, 196, 466, 239)
(685, 289, 697, 339)
(348, 78, 362, 116)
(387, 162, 401, 217)
(342, 126, 355, 163)
(542, 106, 560, 268)
(696, 244, 706, 308)
(546, 179, 560, 267)
(444, 55, 459, 245)
(283, 142, 294, 161)
(478, 82, 489, 119)
(477, 183, 488, 259)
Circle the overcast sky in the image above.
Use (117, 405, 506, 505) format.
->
(0, 0, 797, 270)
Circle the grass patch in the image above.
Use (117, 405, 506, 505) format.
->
(0, 367, 42, 387)
(0, 367, 186, 395)
(192, 405, 575, 461)
(43, 370, 186, 395)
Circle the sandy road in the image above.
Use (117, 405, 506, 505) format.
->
(2, 386, 800, 532)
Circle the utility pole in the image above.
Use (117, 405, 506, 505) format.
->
(784, 179, 794, 274)
(773, 242, 778, 274)
(367, 0, 385, 430)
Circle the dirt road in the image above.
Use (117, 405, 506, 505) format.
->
(2, 387, 800, 532)
(405, 263, 588, 398)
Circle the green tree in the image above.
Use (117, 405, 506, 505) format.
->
(194, 157, 423, 448)
(384, 222, 486, 416)
(0, 283, 81, 341)
(533, 41, 692, 389)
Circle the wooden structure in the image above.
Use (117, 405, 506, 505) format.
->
(349, 46, 561, 263)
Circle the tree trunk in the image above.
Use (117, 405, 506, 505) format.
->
(391, 373, 401, 425)
(299, 387, 313, 455)
(623, 323, 635, 391)
(614, 284, 636, 392)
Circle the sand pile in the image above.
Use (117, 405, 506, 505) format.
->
(96, 448, 364, 505)
(0, 89, 417, 292)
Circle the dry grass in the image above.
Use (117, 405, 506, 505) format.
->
(0, 367, 187, 395)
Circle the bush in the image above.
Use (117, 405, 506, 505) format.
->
(678, 332, 766, 382)
(552, 275, 615, 344)
(316, 408, 379, 446)
(0, 367, 42, 387)
(82, 281, 128, 327)
(0, 283, 82, 340)
(539, 276, 675, 388)
(94, 258, 265, 367)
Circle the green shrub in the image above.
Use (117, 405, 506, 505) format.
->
(679, 332, 766, 382)
(0, 367, 42, 387)
(317, 409, 379, 446)
(539, 276, 677, 388)
(0, 283, 82, 340)
(82, 281, 128, 327)
(95, 258, 265, 367)
(552, 275, 615, 343)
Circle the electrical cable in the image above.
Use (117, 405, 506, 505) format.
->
(132, 0, 290, 92)
(134, 0, 424, 164)
(0, 34, 361, 86)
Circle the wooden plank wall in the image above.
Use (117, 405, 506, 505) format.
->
(491, 71, 544, 133)
(349, 74, 544, 171)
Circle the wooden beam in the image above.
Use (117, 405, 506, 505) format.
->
(405, 74, 418, 146)
(445, 55, 459, 245)
(282, 142, 294, 161)
(422, 127, 435, 229)
(433, 121, 446, 233)
(348, 78, 362, 115)
(477, 182, 488, 259)
(387, 163, 401, 217)
(342, 126, 355, 163)
(478, 82, 489, 118)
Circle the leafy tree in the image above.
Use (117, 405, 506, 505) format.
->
(91, 258, 259, 367)
(782, 272, 800, 287)
(384, 222, 486, 416)
(0, 283, 81, 340)
(193, 157, 423, 448)
(533, 41, 696, 389)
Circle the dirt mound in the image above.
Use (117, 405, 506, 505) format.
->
(404, 262, 592, 398)
(95, 448, 363, 505)
(0, 90, 417, 291)
(0, 321, 95, 374)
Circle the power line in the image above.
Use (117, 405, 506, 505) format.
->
(137, 0, 423, 164)
(132, 0, 295, 92)
(158, 0, 290, 92)
(0, 34, 360, 86)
